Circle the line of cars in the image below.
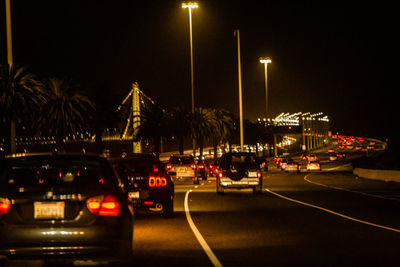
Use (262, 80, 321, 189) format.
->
(0, 150, 268, 264)
(0, 152, 176, 265)
(274, 154, 321, 172)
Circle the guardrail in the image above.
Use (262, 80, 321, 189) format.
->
(353, 168, 400, 183)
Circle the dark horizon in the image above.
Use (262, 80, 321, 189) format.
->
(0, 1, 394, 142)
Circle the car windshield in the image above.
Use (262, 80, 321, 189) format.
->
(0, 156, 114, 187)
(114, 159, 163, 177)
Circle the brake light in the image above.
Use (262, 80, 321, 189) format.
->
(198, 164, 204, 169)
(166, 163, 172, 170)
(257, 170, 261, 178)
(86, 195, 120, 216)
(149, 176, 167, 187)
(0, 198, 11, 215)
(190, 163, 196, 170)
(218, 171, 223, 179)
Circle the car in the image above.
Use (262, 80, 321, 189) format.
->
(306, 154, 318, 161)
(166, 154, 199, 184)
(110, 154, 174, 218)
(195, 159, 208, 180)
(336, 153, 346, 160)
(279, 158, 289, 171)
(216, 152, 262, 194)
(284, 159, 300, 173)
(0, 153, 134, 264)
(327, 149, 335, 153)
(204, 158, 219, 177)
(329, 153, 338, 161)
(307, 159, 322, 171)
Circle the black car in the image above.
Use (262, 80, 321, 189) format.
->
(111, 154, 174, 218)
(0, 153, 134, 264)
(216, 152, 263, 194)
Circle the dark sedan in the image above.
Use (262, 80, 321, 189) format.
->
(111, 154, 174, 218)
(0, 153, 134, 264)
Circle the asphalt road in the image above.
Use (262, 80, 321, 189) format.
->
(131, 160, 400, 266)
(4, 151, 399, 266)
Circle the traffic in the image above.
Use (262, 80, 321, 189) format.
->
(1, 135, 398, 266)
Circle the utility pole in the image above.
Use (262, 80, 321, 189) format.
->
(234, 29, 244, 152)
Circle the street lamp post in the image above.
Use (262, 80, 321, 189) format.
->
(234, 29, 244, 152)
(259, 57, 272, 116)
(182, 2, 198, 157)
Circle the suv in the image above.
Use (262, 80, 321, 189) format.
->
(166, 155, 199, 184)
(0, 153, 134, 264)
(111, 154, 174, 218)
(216, 152, 262, 194)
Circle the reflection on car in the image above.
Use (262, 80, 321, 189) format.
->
(216, 152, 262, 194)
(0, 153, 134, 264)
(111, 154, 174, 218)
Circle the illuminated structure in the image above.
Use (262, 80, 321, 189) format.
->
(259, 57, 272, 116)
(257, 112, 330, 152)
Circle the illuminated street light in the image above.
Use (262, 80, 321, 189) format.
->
(182, 2, 198, 156)
(259, 57, 272, 116)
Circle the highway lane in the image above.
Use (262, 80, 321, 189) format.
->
(131, 163, 400, 266)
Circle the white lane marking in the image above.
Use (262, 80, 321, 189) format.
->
(324, 163, 352, 171)
(304, 174, 400, 202)
(184, 190, 223, 267)
(264, 188, 400, 233)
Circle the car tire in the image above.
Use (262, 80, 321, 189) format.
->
(217, 182, 224, 194)
(253, 184, 262, 194)
(117, 220, 134, 262)
(162, 199, 174, 218)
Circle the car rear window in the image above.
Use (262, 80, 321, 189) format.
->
(0, 156, 115, 187)
(169, 156, 194, 164)
(220, 154, 258, 169)
(114, 159, 164, 177)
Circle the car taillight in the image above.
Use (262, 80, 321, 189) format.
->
(0, 198, 11, 215)
(166, 163, 172, 170)
(149, 176, 167, 187)
(218, 171, 223, 179)
(190, 163, 196, 170)
(198, 164, 204, 169)
(86, 195, 120, 216)
(257, 170, 261, 178)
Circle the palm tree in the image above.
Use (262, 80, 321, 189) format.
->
(190, 108, 217, 158)
(37, 78, 95, 151)
(0, 64, 44, 154)
(133, 104, 170, 159)
(209, 108, 234, 161)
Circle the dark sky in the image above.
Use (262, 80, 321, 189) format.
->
(0, 1, 395, 141)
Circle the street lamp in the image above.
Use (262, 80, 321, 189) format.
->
(259, 57, 272, 116)
(182, 2, 198, 156)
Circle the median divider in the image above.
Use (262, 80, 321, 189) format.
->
(353, 168, 400, 183)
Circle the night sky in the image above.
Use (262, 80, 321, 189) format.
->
(0, 1, 395, 143)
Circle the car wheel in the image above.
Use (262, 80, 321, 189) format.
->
(253, 184, 262, 194)
(217, 182, 224, 194)
(117, 220, 134, 261)
(162, 199, 174, 218)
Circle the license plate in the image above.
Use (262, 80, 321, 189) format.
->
(248, 172, 258, 177)
(232, 181, 247, 184)
(128, 191, 140, 199)
(34, 201, 65, 219)
(177, 167, 186, 172)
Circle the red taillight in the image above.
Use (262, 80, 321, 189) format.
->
(149, 176, 167, 187)
(166, 163, 172, 170)
(198, 164, 204, 169)
(0, 198, 11, 215)
(218, 171, 223, 179)
(191, 163, 196, 170)
(87, 195, 120, 216)
(257, 170, 261, 178)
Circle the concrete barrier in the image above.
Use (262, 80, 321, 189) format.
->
(353, 168, 400, 183)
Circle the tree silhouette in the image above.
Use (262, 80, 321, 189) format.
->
(0, 64, 44, 154)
